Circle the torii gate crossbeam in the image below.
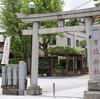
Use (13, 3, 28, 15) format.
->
(17, 6, 100, 22)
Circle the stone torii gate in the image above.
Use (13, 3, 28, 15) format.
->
(17, 6, 100, 98)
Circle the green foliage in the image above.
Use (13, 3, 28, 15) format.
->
(95, 2, 100, 6)
(9, 58, 26, 64)
(0, 59, 2, 70)
(93, 0, 100, 1)
(0, 58, 26, 70)
(21, 0, 64, 59)
(0, 0, 30, 59)
(92, 0, 100, 23)
(55, 63, 64, 69)
(93, 0, 100, 22)
(65, 46, 82, 55)
(48, 46, 82, 55)
(78, 40, 87, 56)
(66, 18, 84, 26)
(78, 40, 87, 49)
(59, 57, 66, 68)
(93, 0, 100, 6)
(55, 57, 66, 69)
(21, 0, 64, 14)
(0, 0, 64, 60)
(39, 60, 50, 68)
(48, 46, 64, 53)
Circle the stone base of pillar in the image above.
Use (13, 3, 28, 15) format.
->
(84, 91, 100, 99)
(84, 80, 100, 99)
(88, 80, 100, 91)
(26, 86, 42, 95)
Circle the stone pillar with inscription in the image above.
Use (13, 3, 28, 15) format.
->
(84, 25, 100, 99)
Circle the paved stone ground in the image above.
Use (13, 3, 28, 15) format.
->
(0, 74, 89, 99)
(37, 74, 89, 94)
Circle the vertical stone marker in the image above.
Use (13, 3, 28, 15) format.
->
(19, 61, 26, 95)
(84, 25, 100, 99)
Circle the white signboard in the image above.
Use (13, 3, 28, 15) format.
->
(1, 37, 11, 64)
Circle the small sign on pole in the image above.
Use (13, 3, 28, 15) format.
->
(1, 37, 11, 64)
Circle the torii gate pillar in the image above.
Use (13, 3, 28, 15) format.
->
(85, 17, 93, 79)
(26, 22, 42, 95)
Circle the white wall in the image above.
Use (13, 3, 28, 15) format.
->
(56, 32, 86, 50)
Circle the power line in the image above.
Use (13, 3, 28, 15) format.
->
(71, 0, 92, 10)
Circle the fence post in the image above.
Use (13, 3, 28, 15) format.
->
(53, 83, 55, 98)
(2, 66, 7, 85)
(13, 65, 18, 85)
(7, 66, 12, 85)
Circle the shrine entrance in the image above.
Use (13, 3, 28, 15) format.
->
(17, 6, 100, 98)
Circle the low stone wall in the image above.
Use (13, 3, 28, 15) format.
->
(1, 61, 26, 95)
(2, 86, 18, 95)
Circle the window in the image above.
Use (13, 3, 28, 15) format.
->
(49, 40, 56, 45)
(67, 38, 71, 46)
(76, 40, 79, 47)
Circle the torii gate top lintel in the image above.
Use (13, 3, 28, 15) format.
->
(17, 6, 100, 23)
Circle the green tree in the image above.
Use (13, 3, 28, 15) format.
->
(0, 0, 64, 61)
(21, 0, 64, 60)
(0, 0, 30, 60)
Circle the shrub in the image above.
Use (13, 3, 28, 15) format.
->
(55, 63, 64, 69)
(9, 58, 26, 64)
(59, 58, 66, 69)
(39, 60, 50, 68)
